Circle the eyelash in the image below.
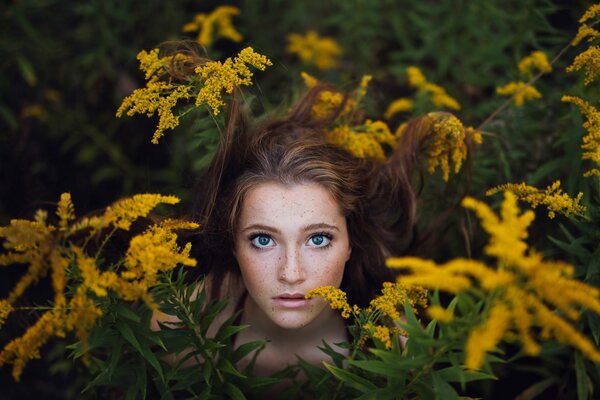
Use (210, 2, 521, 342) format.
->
(247, 231, 334, 249)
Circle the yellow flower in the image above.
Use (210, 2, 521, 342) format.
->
(325, 120, 395, 161)
(117, 49, 192, 144)
(287, 30, 342, 70)
(562, 95, 600, 177)
(518, 51, 552, 78)
(371, 325, 393, 349)
(405, 66, 460, 111)
(0, 309, 64, 381)
(572, 24, 600, 46)
(390, 191, 600, 370)
(406, 66, 427, 87)
(182, 6, 242, 47)
(56, 193, 75, 232)
(384, 98, 413, 119)
(306, 286, 353, 318)
(579, 4, 600, 24)
(418, 113, 481, 182)
(103, 194, 180, 231)
(486, 181, 586, 219)
(496, 81, 542, 107)
(566, 46, 600, 85)
(465, 302, 511, 370)
(195, 47, 273, 115)
(367, 282, 427, 321)
(462, 192, 535, 268)
(0, 300, 13, 328)
(0, 193, 199, 379)
(427, 305, 454, 323)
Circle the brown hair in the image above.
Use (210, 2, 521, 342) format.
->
(190, 85, 464, 308)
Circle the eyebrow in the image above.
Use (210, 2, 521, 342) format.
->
(240, 222, 340, 234)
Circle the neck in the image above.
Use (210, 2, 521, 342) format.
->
(241, 295, 348, 349)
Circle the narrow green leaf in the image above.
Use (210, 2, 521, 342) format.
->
(114, 303, 142, 323)
(224, 382, 247, 400)
(219, 358, 246, 378)
(575, 352, 589, 400)
(431, 370, 459, 400)
(324, 363, 377, 393)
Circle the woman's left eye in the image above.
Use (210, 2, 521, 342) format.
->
(308, 234, 331, 248)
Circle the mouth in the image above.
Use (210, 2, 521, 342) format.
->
(273, 293, 310, 309)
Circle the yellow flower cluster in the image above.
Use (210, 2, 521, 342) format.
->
(195, 47, 273, 115)
(118, 47, 272, 143)
(300, 72, 360, 119)
(394, 66, 461, 112)
(408, 112, 482, 182)
(496, 50, 552, 107)
(426, 305, 454, 323)
(496, 81, 541, 107)
(363, 323, 393, 349)
(306, 286, 353, 318)
(384, 98, 413, 119)
(325, 119, 397, 161)
(309, 282, 426, 349)
(182, 6, 242, 47)
(518, 51, 552, 78)
(0, 193, 198, 380)
(117, 49, 192, 144)
(568, 4, 600, 85)
(487, 181, 586, 219)
(387, 191, 600, 370)
(367, 282, 428, 321)
(562, 95, 600, 177)
(287, 30, 342, 70)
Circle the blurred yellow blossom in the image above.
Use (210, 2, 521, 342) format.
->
(404, 66, 461, 111)
(384, 98, 413, 119)
(182, 6, 242, 47)
(0, 193, 198, 380)
(487, 181, 586, 219)
(387, 191, 600, 370)
(287, 30, 342, 70)
(427, 305, 454, 323)
(465, 302, 511, 370)
(195, 47, 272, 115)
(371, 325, 393, 349)
(518, 51, 552, 78)
(562, 95, 600, 177)
(496, 81, 541, 107)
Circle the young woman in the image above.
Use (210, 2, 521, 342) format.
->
(152, 73, 469, 376)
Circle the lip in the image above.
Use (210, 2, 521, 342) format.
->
(273, 293, 310, 309)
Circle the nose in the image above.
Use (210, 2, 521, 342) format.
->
(278, 247, 306, 284)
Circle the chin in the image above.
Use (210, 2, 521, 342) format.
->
(271, 314, 315, 330)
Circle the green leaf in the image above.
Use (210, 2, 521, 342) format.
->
(514, 377, 558, 400)
(431, 370, 459, 400)
(114, 303, 142, 323)
(116, 320, 164, 381)
(231, 340, 266, 363)
(324, 363, 377, 393)
(219, 358, 246, 378)
(348, 359, 408, 379)
(223, 382, 247, 400)
(436, 366, 496, 383)
(575, 352, 590, 400)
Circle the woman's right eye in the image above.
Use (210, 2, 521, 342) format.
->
(250, 234, 274, 248)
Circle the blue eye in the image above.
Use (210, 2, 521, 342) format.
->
(309, 234, 331, 248)
(251, 234, 274, 248)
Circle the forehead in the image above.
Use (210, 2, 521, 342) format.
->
(237, 182, 344, 226)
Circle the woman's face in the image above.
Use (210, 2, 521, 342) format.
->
(233, 181, 351, 331)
